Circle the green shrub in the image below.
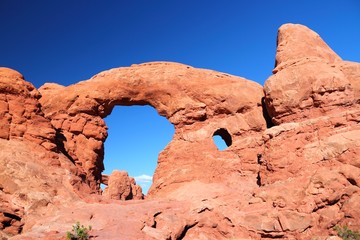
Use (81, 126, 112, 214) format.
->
(334, 225, 360, 240)
(66, 221, 92, 240)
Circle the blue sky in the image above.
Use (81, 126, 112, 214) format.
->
(1, 1, 359, 193)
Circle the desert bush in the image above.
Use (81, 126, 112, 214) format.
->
(66, 221, 92, 240)
(334, 225, 360, 240)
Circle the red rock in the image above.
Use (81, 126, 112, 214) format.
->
(259, 23, 360, 237)
(0, 67, 57, 148)
(273, 24, 341, 73)
(264, 24, 360, 125)
(39, 61, 265, 196)
(1, 23, 359, 239)
(102, 170, 143, 200)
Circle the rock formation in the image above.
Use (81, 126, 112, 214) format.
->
(102, 170, 143, 200)
(0, 68, 56, 150)
(0, 23, 359, 239)
(38, 60, 265, 197)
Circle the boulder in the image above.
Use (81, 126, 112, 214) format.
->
(102, 170, 143, 200)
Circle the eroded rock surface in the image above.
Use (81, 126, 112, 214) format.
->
(0, 23, 359, 239)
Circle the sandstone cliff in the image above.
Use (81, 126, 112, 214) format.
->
(0, 23, 359, 239)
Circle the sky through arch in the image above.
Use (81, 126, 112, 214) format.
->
(103, 105, 175, 194)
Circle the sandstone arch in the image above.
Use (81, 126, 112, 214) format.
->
(38, 62, 266, 196)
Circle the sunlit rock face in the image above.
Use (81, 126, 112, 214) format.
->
(0, 24, 359, 239)
(265, 24, 359, 125)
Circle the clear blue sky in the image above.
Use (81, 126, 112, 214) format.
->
(1, 1, 359, 193)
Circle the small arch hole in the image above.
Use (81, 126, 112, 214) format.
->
(212, 128, 232, 151)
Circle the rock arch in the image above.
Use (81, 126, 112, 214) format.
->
(38, 62, 266, 196)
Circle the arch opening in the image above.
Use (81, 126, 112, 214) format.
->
(213, 128, 232, 151)
(102, 105, 175, 195)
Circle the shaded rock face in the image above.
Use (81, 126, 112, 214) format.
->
(0, 23, 359, 239)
